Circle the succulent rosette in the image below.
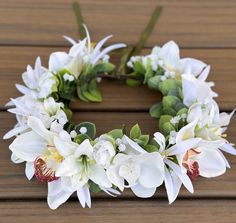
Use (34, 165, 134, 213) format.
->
(4, 26, 235, 210)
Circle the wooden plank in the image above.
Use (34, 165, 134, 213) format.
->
(1, 47, 236, 111)
(0, 200, 236, 223)
(0, 0, 236, 47)
(0, 112, 236, 199)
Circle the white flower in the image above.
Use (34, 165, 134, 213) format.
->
(153, 128, 201, 204)
(4, 97, 67, 139)
(182, 74, 217, 107)
(107, 136, 164, 198)
(93, 135, 116, 168)
(50, 25, 126, 78)
(16, 57, 57, 99)
(9, 116, 60, 182)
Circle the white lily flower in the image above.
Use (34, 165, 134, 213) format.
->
(3, 97, 67, 139)
(55, 138, 112, 206)
(49, 25, 126, 79)
(153, 129, 201, 204)
(107, 135, 164, 198)
(17, 57, 57, 99)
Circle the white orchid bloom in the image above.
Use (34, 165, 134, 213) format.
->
(4, 97, 67, 139)
(16, 57, 57, 99)
(153, 127, 201, 204)
(9, 116, 65, 182)
(174, 118, 235, 180)
(182, 74, 218, 107)
(107, 135, 164, 198)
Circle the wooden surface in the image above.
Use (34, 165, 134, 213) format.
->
(0, 1, 236, 222)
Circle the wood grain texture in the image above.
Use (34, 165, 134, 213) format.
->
(0, 47, 236, 111)
(1, 112, 236, 199)
(0, 0, 236, 47)
(1, 200, 236, 223)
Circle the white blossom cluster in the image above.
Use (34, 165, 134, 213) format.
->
(4, 35, 236, 210)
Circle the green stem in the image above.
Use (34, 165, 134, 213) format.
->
(117, 6, 162, 74)
(72, 2, 86, 39)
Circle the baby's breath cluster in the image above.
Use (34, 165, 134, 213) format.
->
(4, 28, 235, 210)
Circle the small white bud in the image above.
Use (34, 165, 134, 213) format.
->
(79, 127, 87, 134)
(59, 117, 67, 125)
(118, 144, 126, 152)
(160, 76, 167, 81)
(115, 138, 122, 146)
(70, 130, 77, 138)
(68, 75, 75, 82)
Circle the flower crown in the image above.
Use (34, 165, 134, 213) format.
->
(3, 7, 236, 210)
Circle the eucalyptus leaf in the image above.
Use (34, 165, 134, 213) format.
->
(149, 102, 163, 118)
(75, 122, 96, 139)
(130, 124, 141, 139)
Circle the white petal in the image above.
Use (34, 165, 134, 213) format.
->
(92, 43, 126, 64)
(165, 159, 194, 193)
(220, 142, 236, 155)
(167, 138, 201, 156)
(88, 164, 112, 188)
(196, 147, 226, 178)
(63, 35, 77, 45)
(131, 183, 156, 198)
(47, 188, 73, 210)
(198, 65, 210, 81)
(181, 58, 206, 76)
(56, 155, 80, 177)
(25, 162, 34, 180)
(9, 131, 45, 162)
(138, 153, 164, 188)
(11, 153, 24, 163)
(153, 132, 166, 153)
(160, 41, 180, 69)
(91, 35, 113, 61)
(48, 179, 62, 196)
(101, 187, 121, 197)
(3, 125, 28, 139)
(122, 135, 147, 155)
(77, 185, 91, 208)
(15, 84, 31, 95)
(74, 139, 93, 158)
(28, 116, 54, 144)
(106, 166, 125, 191)
(48, 52, 71, 72)
(176, 120, 197, 143)
(53, 136, 77, 157)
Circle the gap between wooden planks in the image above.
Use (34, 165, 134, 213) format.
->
(0, 0, 236, 47)
(0, 111, 235, 199)
(0, 47, 236, 111)
(0, 200, 236, 223)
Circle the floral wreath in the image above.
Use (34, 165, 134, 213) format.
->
(3, 3, 236, 210)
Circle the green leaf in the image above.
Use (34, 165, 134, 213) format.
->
(130, 124, 142, 139)
(88, 79, 102, 102)
(159, 79, 178, 95)
(162, 122, 175, 136)
(93, 63, 115, 74)
(108, 129, 124, 139)
(126, 78, 142, 87)
(138, 134, 150, 146)
(162, 106, 177, 116)
(75, 122, 96, 139)
(163, 95, 181, 108)
(144, 144, 158, 153)
(159, 115, 173, 135)
(89, 181, 101, 193)
(133, 61, 146, 74)
(117, 46, 134, 74)
(63, 107, 73, 121)
(143, 66, 154, 84)
(177, 107, 188, 116)
(147, 75, 161, 90)
(149, 102, 163, 118)
(73, 134, 91, 144)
